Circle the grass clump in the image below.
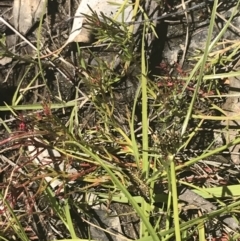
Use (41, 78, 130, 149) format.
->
(1, 0, 240, 241)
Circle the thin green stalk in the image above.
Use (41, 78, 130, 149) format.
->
(181, 0, 240, 135)
(131, 85, 141, 167)
(129, 0, 140, 35)
(165, 165, 172, 239)
(165, 136, 240, 177)
(14, 70, 42, 105)
(0, 100, 78, 111)
(147, 136, 240, 184)
(44, 187, 68, 226)
(139, 20, 152, 239)
(141, 22, 149, 179)
(12, 63, 34, 105)
(64, 199, 78, 239)
(0, 236, 8, 241)
(169, 155, 181, 241)
(181, 0, 218, 135)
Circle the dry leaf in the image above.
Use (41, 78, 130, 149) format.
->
(68, 0, 132, 44)
(13, 0, 47, 34)
(0, 56, 12, 65)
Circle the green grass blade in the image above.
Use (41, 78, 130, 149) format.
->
(141, 22, 149, 179)
(181, 0, 219, 136)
